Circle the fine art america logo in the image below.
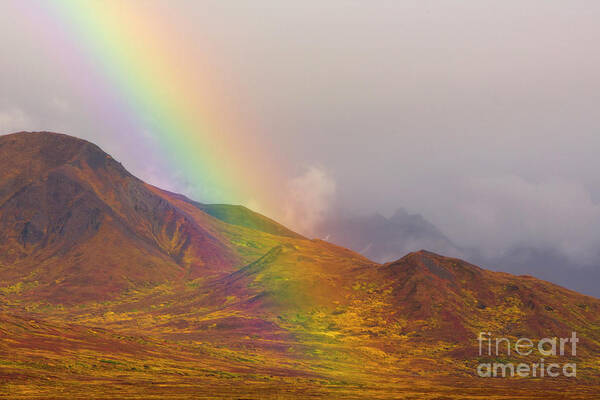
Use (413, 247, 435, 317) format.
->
(477, 332, 578, 378)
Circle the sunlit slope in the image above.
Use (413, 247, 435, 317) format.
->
(197, 203, 302, 238)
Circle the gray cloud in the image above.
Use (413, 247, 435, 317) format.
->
(427, 175, 600, 263)
(0, 107, 32, 132)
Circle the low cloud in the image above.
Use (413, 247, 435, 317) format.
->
(282, 166, 336, 236)
(49, 97, 71, 114)
(439, 175, 600, 264)
(0, 107, 32, 133)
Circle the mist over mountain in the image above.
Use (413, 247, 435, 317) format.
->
(315, 208, 464, 263)
(473, 246, 600, 299)
(317, 209, 600, 297)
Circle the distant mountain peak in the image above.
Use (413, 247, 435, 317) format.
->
(315, 210, 463, 263)
(391, 207, 409, 218)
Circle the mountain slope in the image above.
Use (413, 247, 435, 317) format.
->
(377, 251, 600, 348)
(317, 208, 600, 298)
(1, 131, 599, 398)
(0, 132, 368, 304)
(0, 132, 270, 302)
(149, 187, 303, 239)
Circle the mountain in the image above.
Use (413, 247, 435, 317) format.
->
(315, 209, 464, 263)
(316, 209, 600, 298)
(1, 132, 599, 399)
(0, 132, 242, 302)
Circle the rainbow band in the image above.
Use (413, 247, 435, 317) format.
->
(31, 1, 273, 206)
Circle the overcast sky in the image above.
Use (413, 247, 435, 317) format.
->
(2, 1, 600, 265)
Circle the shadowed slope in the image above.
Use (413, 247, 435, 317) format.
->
(376, 251, 600, 348)
(0, 132, 240, 302)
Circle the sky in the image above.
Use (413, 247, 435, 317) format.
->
(1, 1, 600, 268)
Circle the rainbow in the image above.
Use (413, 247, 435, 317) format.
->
(15, 1, 277, 209)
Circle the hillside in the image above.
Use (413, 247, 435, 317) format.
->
(1, 132, 599, 399)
